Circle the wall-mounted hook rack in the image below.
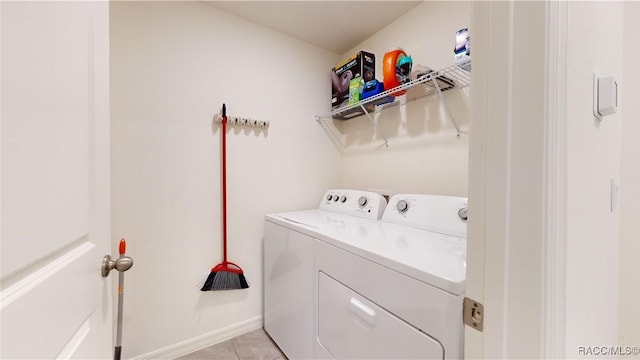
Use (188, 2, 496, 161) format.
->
(213, 112, 270, 129)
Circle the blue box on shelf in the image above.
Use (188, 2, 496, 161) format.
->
(362, 79, 393, 105)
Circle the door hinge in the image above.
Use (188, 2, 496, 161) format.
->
(463, 297, 484, 332)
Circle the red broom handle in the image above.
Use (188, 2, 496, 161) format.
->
(221, 107, 228, 263)
(119, 238, 126, 256)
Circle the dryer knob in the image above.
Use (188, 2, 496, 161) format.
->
(340, 195, 347, 203)
(327, 194, 333, 201)
(333, 196, 339, 202)
(458, 207, 468, 220)
(358, 196, 368, 207)
(396, 200, 409, 213)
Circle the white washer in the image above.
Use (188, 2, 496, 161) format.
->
(264, 189, 387, 360)
(264, 191, 467, 359)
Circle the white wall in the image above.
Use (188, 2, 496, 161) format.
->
(565, 2, 623, 357)
(619, 1, 640, 349)
(339, 2, 471, 197)
(110, 2, 341, 358)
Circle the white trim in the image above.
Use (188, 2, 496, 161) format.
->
(501, 2, 515, 354)
(0, 0, 3, 278)
(131, 315, 263, 360)
(463, 2, 490, 358)
(0, 239, 95, 310)
(56, 317, 91, 360)
(543, 1, 567, 358)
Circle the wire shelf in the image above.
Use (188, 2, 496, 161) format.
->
(316, 59, 471, 149)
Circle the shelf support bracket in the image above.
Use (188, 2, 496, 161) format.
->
(360, 104, 389, 147)
(432, 77, 461, 138)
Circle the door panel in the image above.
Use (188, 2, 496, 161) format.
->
(1, 2, 112, 359)
(1, 242, 96, 358)
(1, 1, 91, 278)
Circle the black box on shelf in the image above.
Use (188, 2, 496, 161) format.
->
(332, 103, 376, 120)
(331, 51, 375, 108)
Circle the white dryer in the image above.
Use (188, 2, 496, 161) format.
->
(264, 189, 387, 360)
(315, 193, 467, 359)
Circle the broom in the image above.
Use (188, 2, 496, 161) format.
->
(201, 103, 249, 291)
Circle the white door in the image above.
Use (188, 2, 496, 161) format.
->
(1, 1, 112, 359)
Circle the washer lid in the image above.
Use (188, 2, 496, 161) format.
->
(265, 209, 379, 235)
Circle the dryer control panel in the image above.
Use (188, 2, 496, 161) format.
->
(319, 189, 387, 220)
(383, 194, 468, 239)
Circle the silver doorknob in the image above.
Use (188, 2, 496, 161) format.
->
(102, 255, 133, 277)
(102, 239, 133, 277)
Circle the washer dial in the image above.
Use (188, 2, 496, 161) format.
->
(358, 196, 368, 207)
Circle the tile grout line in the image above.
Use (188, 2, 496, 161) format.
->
(177, 328, 285, 360)
(230, 336, 240, 360)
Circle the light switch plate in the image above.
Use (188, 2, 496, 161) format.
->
(593, 74, 618, 120)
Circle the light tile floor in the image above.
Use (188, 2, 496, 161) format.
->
(177, 328, 287, 360)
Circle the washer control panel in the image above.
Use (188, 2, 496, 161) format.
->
(320, 189, 387, 220)
(383, 194, 468, 239)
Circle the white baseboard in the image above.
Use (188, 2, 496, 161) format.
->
(132, 315, 263, 360)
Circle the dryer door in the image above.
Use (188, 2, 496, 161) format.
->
(318, 272, 444, 359)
